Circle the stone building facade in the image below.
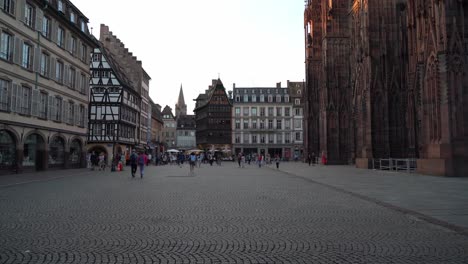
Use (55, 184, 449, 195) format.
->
(0, 0, 96, 174)
(161, 105, 176, 149)
(149, 100, 163, 157)
(176, 115, 196, 150)
(232, 82, 304, 160)
(304, 0, 468, 176)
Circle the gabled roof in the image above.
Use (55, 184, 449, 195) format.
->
(162, 105, 175, 118)
(98, 43, 135, 92)
(194, 78, 232, 111)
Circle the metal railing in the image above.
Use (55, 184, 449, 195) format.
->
(372, 158, 417, 173)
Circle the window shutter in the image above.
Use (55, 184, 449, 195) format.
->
(64, 33, 69, 52)
(11, 84, 18, 113)
(84, 106, 88, 128)
(51, 96, 56, 120)
(51, 20, 57, 43)
(50, 57, 56, 81)
(63, 100, 68, 124)
(33, 46, 40, 72)
(20, 0, 25, 23)
(77, 40, 81, 59)
(64, 65, 69, 86)
(77, 72, 82, 93)
(74, 104, 79, 126)
(13, 37, 22, 65)
(11, 0, 15, 16)
(32, 89, 39, 116)
(35, 8, 43, 32)
(16, 86, 22, 114)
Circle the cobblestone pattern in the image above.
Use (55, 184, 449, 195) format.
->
(0, 164, 467, 263)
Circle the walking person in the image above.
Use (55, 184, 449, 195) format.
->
(189, 152, 196, 176)
(129, 150, 138, 178)
(98, 152, 105, 171)
(307, 153, 312, 166)
(197, 154, 202, 168)
(237, 153, 242, 168)
(138, 152, 148, 178)
(321, 151, 327, 165)
(147, 153, 152, 166)
(275, 154, 280, 169)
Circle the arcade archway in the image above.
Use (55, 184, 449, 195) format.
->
(23, 133, 46, 171)
(0, 130, 17, 173)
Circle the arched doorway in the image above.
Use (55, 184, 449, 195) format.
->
(23, 133, 46, 171)
(88, 145, 108, 167)
(69, 139, 82, 168)
(48, 136, 65, 168)
(0, 130, 16, 173)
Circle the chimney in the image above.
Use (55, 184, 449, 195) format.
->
(276, 82, 281, 88)
(233, 83, 236, 89)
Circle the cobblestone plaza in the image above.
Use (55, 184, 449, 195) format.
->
(0, 163, 467, 263)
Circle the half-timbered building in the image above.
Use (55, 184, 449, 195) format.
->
(88, 44, 140, 163)
(194, 79, 232, 152)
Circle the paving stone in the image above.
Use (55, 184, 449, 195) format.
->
(0, 163, 467, 263)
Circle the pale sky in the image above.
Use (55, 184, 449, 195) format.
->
(75, 0, 305, 114)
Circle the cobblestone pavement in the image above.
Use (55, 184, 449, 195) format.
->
(274, 162, 468, 231)
(0, 163, 467, 263)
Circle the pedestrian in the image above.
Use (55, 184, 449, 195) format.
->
(138, 151, 148, 178)
(86, 152, 92, 169)
(321, 151, 327, 165)
(308, 153, 312, 166)
(237, 153, 242, 168)
(241, 154, 245, 168)
(129, 150, 138, 178)
(258, 155, 263, 168)
(98, 152, 105, 171)
(147, 153, 152, 166)
(197, 154, 202, 168)
(275, 154, 280, 169)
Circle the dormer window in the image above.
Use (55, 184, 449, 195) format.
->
(80, 20, 86, 32)
(57, 0, 63, 12)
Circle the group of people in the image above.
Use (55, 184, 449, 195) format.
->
(306, 152, 328, 166)
(236, 153, 282, 169)
(87, 152, 107, 171)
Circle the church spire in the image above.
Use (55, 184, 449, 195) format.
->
(175, 84, 187, 117)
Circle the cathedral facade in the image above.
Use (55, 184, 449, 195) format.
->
(304, 0, 468, 176)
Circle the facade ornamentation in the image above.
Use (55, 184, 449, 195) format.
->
(304, 0, 468, 176)
(0, 0, 97, 174)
